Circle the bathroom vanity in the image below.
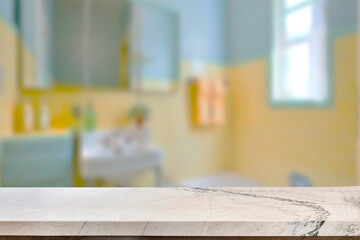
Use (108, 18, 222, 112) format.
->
(0, 187, 358, 239)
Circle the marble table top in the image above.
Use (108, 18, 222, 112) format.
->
(0, 187, 359, 237)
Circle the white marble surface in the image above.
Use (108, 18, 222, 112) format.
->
(0, 187, 359, 236)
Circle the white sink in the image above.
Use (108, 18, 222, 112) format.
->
(79, 129, 163, 186)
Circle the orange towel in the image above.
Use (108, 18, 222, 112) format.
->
(210, 78, 226, 125)
(197, 76, 211, 96)
(188, 76, 226, 127)
(211, 77, 226, 96)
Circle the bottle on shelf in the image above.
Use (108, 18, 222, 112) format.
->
(38, 97, 50, 131)
(83, 102, 97, 131)
(23, 97, 35, 133)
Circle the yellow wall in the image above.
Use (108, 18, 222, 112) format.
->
(227, 35, 358, 187)
(0, 18, 17, 136)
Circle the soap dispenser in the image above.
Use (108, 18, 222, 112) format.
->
(83, 102, 97, 131)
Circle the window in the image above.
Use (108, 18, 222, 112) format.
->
(271, 0, 327, 105)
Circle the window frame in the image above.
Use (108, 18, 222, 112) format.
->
(269, 0, 330, 108)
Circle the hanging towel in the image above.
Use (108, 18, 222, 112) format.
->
(188, 76, 211, 126)
(210, 77, 226, 125)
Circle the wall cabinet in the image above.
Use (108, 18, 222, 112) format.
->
(17, 0, 179, 92)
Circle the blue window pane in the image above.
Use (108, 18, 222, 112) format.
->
(283, 42, 310, 99)
(285, 6, 313, 41)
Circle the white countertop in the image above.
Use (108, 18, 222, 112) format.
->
(0, 187, 359, 237)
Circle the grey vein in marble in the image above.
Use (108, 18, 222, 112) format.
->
(0, 187, 358, 236)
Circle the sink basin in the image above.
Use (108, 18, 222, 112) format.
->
(80, 129, 163, 186)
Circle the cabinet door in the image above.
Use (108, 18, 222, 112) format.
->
(130, 3, 179, 92)
(18, 0, 54, 89)
(0, 133, 74, 187)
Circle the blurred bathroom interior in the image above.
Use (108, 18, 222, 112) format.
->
(0, 0, 359, 187)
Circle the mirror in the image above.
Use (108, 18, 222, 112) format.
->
(130, 2, 179, 92)
(16, 0, 179, 91)
(17, 0, 54, 89)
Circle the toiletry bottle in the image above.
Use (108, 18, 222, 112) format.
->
(23, 98, 34, 133)
(83, 102, 97, 131)
(38, 98, 50, 131)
